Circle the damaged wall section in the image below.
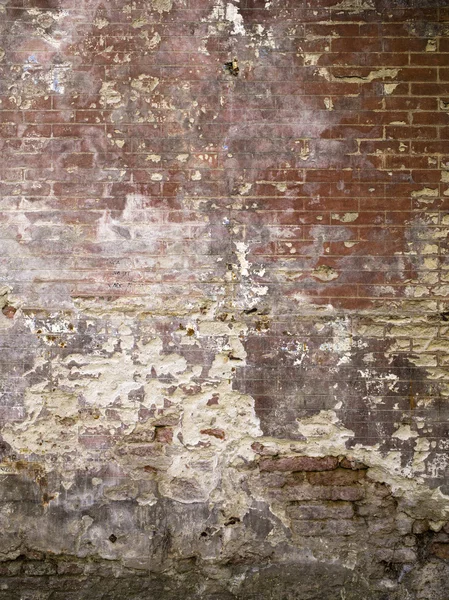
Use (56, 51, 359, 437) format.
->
(0, 0, 449, 597)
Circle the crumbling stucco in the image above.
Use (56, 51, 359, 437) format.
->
(0, 0, 448, 597)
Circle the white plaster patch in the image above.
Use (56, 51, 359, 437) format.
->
(238, 183, 252, 195)
(318, 67, 398, 84)
(324, 97, 334, 111)
(99, 81, 122, 107)
(319, 317, 355, 365)
(411, 187, 438, 199)
(332, 213, 359, 223)
(384, 83, 399, 95)
(392, 425, 419, 441)
(146, 154, 161, 163)
(150, 0, 173, 13)
(234, 242, 251, 277)
(225, 3, 246, 35)
(302, 53, 322, 66)
(130, 75, 159, 102)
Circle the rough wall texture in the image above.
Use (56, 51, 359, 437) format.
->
(1, 0, 449, 597)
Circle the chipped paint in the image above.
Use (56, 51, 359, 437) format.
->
(318, 67, 398, 83)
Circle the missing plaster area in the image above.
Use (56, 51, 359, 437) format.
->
(224, 58, 239, 76)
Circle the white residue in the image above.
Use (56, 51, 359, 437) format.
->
(225, 3, 246, 35)
(234, 241, 251, 277)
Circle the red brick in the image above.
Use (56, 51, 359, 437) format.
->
(412, 83, 449, 96)
(259, 456, 339, 472)
(413, 113, 449, 126)
(200, 428, 225, 440)
(331, 37, 382, 52)
(430, 544, 449, 560)
(398, 67, 437, 82)
(23, 110, 74, 124)
(307, 468, 366, 486)
(383, 38, 428, 52)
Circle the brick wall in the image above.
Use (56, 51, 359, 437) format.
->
(0, 0, 449, 598)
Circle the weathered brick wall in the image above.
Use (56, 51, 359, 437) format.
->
(0, 0, 449, 597)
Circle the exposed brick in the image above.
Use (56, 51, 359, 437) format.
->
(287, 501, 354, 520)
(0, 1, 447, 597)
(200, 428, 225, 440)
(307, 468, 366, 486)
(430, 543, 449, 560)
(259, 456, 339, 472)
